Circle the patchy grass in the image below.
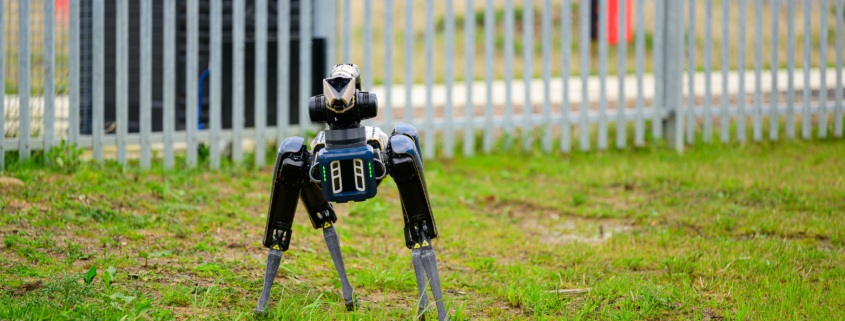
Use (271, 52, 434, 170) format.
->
(1, 136, 844, 320)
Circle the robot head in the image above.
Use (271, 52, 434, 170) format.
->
(322, 64, 361, 113)
(309, 63, 378, 129)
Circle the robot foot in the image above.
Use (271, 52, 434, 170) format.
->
(323, 221, 356, 311)
(419, 236, 448, 321)
(411, 247, 430, 320)
(410, 228, 448, 321)
(254, 248, 283, 315)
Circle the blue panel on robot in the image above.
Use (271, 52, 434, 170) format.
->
(317, 145, 378, 203)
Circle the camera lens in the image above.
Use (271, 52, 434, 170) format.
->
(309, 95, 327, 123)
(356, 92, 378, 120)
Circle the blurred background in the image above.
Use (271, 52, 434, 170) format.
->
(1, 0, 843, 169)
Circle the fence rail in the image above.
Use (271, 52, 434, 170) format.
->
(2, 0, 844, 171)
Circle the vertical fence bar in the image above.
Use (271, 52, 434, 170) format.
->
(541, 0, 552, 152)
(299, 0, 312, 133)
(444, 0, 455, 158)
(187, 0, 199, 165)
(19, 0, 31, 160)
(504, 0, 514, 149)
(141, 0, 152, 168)
(384, 0, 394, 130)
(786, 0, 795, 139)
(44, 0, 55, 152)
(770, 0, 780, 141)
(116, 0, 128, 164)
(738, 0, 747, 142)
(635, 0, 645, 146)
(327, 0, 336, 67)
(754, 0, 763, 142)
(164, 0, 176, 169)
(463, 0, 475, 157)
(364, 0, 373, 91)
(523, 0, 534, 152)
(255, 0, 267, 167)
(598, 0, 608, 150)
(615, 0, 627, 149)
(666, 0, 686, 152)
(561, 0, 572, 152)
(837, 0, 844, 137)
(579, 0, 590, 151)
(232, 0, 244, 162)
(819, 0, 828, 138)
(652, 0, 663, 139)
(210, 0, 222, 169)
(93, 0, 104, 160)
(278, 0, 290, 143)
(404, 0, 413, 124)
(484, 0, 495, 153)
(343, 0, 350, 63)
(425, 0, 436, 158)
(0, 1, 4, 170)
(686, 0, 696, 144)
(704, 0, 713, 143)
(69, 0, 79, 145)
(720, 0, 730, 142)
(802, 0, 811, 140)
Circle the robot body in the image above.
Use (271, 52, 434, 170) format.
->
(255, 64, 448, 321)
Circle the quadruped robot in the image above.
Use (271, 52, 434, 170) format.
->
(255, 64, 448, 320)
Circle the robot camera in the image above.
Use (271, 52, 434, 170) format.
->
(309, 64, 378, 128)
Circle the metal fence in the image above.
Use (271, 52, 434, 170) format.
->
(1, 0, 844, 171)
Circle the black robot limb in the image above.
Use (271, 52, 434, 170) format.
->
(256, 138, 359, 314)
(255, 137, 311, 315)
(387, 127, 447, 321)
(302, 184, 357, 310)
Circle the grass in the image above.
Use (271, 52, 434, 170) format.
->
(1, 133, 844, 319)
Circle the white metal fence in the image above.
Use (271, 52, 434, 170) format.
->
(1, 0, 844, 171)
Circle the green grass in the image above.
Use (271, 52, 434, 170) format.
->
(1, 135, 844, 320)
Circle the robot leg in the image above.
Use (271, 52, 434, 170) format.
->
(301, 182, 356, 310)
(388, 130, 448, 321)
(404, 208, 430, 319)
(256, 137, 310, 315)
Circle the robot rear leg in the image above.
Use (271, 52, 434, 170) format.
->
(301, 182, 356, 310)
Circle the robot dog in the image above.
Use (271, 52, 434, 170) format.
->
(255, 64, 448, 320)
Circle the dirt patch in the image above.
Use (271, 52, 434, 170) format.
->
(12, 280, 43, 296)
(488, 199, 635, 245)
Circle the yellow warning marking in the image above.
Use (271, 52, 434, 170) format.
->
(324, 222, 331, 228)
(413, 243, 420, 249)
(272, 245, 280, 250)
(422, 240, 429, 247)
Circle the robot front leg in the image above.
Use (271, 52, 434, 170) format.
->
(388, 127, 448, 321)
(255, 138, 309, 315)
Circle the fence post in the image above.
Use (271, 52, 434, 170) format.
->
(661, 0, 685, 152)
(45, 0, 55, 153)
(19, 0, 31, 160)
(0, 1, 4, 171)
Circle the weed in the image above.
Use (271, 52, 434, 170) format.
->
(45, 139, 84, 173)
